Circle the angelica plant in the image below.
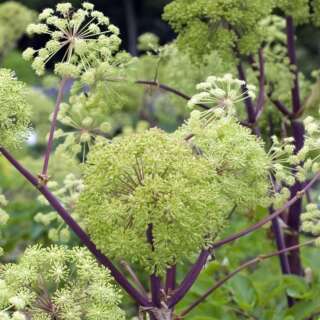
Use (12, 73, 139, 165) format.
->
(2, 1, 320, 319)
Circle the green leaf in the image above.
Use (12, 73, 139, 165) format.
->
(283, 275, 310, 299)
(228, 274, 257, 311)
(286, 300, 320, 319)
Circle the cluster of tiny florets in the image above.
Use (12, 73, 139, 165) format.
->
(0, 246, 125, 320)
(163, 0, 275, 60)
(0, 69, 32, 149)
(77, 128, 229, 274)
(177, 111, 271, 212)
(188, 74, 256, 122)
(23, 2, 121, 77)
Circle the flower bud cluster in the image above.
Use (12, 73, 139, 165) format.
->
(0, 246, 125, 320)
(187, 74, 256, 124)
(23, 2, 122, 77)
(77, 128, 230, 274)
(0, 69, 32, 149)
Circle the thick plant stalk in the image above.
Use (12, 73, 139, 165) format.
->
(285, 15, 305, 276)
(165, 266, 176, 295)
(41, 77, 69, 181)
(123, 0, 138, 56)
(271, 216, 294, 307)
(147, 223, 162, 309)
(0, 147, 151, 308)
(237, 63, 256, 124)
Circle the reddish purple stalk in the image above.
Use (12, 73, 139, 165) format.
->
(285, 15, 305, 277)
(41, 77, 69, 180)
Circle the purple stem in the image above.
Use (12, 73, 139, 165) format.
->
(167, 250, 210, 308)
(0, 146, 151, 307)
(285, 15, 305, 277)
(254, 49, 266, 120)
(269, 98, 293, 117)
(146, 223, 162, 308)
(165, 265, 176, 294)
(286, 16, 301, 115)
(271, 214, 294, 307)
(237, 63, 256, 124)
(41, 78, 68, 179)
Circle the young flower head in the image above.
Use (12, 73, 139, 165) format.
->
(177, 112, 271, 212)
(77, 128, 230, 275)
(0, 246, 125, 320)
(23, 2, 121, 77)
(0, 69, 32, 149)
(188, 74, 256, 123)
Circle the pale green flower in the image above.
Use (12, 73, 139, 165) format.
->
(188, 74, 256, 123)
(0, 69, 32, 149)
(78, 128, 231, 274)
(23, 2, 121, 77)
(177, 113, 271, 212)
(0, 246, 125, 320)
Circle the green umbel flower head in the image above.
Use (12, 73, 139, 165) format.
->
(78, 129, 229, 274)
(188, 74, 256, 120)
(0, 69, 31, 149)
(163, 0, 275, 60)
(23, 2, 121, 77)
(0, 246, 125, 320)
(177, 111, 271, 212)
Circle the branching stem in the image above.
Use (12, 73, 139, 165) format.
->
(178, 238, 316, 318)
(41, 77, 69, 182)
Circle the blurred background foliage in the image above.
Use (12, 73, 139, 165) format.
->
(0, 1, 320, 319)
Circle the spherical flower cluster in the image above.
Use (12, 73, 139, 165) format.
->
(23, 2, 122, 77)
(137, 32, 160, 52)
(177, 112, 271, 212)
(187, 74, 256, 123)
(35, 174, 84, 243)
(0, 246, 125, 320)
(0, 69, 32, 149)
(77, 128, 229, 274)
(163, 0, 275, 60)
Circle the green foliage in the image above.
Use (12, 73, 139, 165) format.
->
(78, 128, 228, 275)
(0, 69, 32, 149)
(277, 0, 310, 24)
(0, 245, 125, 319)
